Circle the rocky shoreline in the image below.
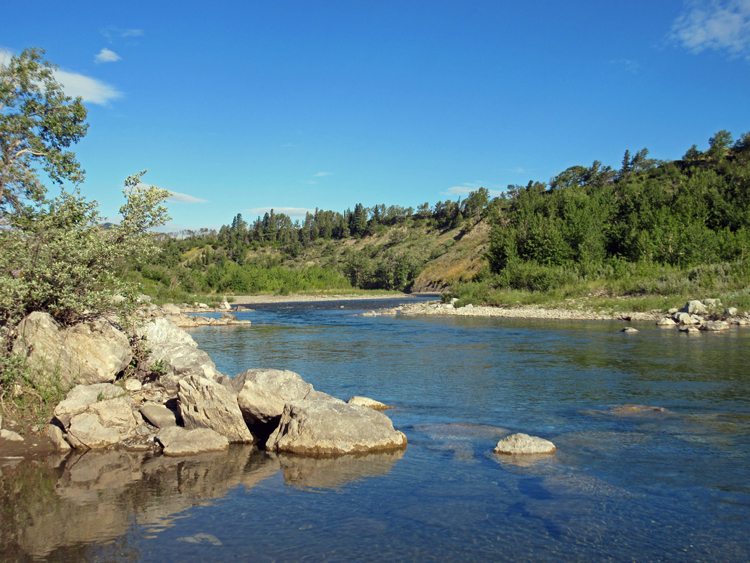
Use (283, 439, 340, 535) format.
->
(372, 297, 750, 329)
(1, 303, 407, 459)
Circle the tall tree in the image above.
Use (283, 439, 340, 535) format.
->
(0, 48, 88, 223)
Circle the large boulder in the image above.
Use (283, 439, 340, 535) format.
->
(156, 427, 229, 456)
(701, 321, 730, 332)
(138, 318, 223, 394)
(64, 318, 132, 384)
(236, 380, 287, 440)
(266, 399, 408, 456)
(53, 385, 138, 450)
(232, 368, 337, 403)
(65, 396, 138, 449)
(13, 312, 132, 387)
(178, 374, 253, 443)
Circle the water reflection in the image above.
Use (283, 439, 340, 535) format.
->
(0, 445, 405, 561)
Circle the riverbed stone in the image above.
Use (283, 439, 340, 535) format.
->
(347, 396, 394, 410)
(54, 383, 125, 429)
(266, 399, 408, 456)
(656, 316, 677, 326)
(494, 433, 556, 455)
(621, 327, 638, 333)
(680, 300, 707, 315)
(160, 303, 181, 315)
(0, 429, 24, 442)
(701, 321, 730, 332)
(679, 325, 701, 333)
(156, 427, 229, 456)
(178, 374, 253, 442)
(725, 307, 739, 317)
(140, 404, 178, 429)
(48, 424, 72, 452)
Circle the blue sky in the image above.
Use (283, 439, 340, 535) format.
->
(3, 0, 750, 231)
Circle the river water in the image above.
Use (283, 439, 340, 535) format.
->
(2, 296, 750, 562)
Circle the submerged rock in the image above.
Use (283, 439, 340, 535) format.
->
(700, 321, 730, 332)
(493, 433, 556, 455)
(347, 396, 394, 410)
(679, 325, 701, 333)
(266, 399, 407, 456)
(621, 327, 639, 333)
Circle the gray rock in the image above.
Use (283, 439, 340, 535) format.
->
(266, 399, 408, 456)
(621, 327, 638, 333)
(12, 312, 132, 388)
(668, 308, 679, 314)
(64, 318, 132, 384)
(140, 404, 178, 428)
(656, 316, 676, 326)
(125, 379, 142, 392)
(679, 325, 701, 333)
(347, 396, 394, 410)
(139, 318, 222, 387)
(704, 298, 721, 307)
(494, 433, 556, 455)
(137, 294, 152, 303)
(701, 321, 730, 332)
(0, 429, 24, 442)
(197, 303, 209, 309)
(725, 307, 739, 317)
(48, 424, 72, 452)
(237, 380, 286, 428)
(232, 368, 338, 403)
(156, 427, 229, 456)
(680, 300, 707, 315)
(65, 395, 138, 449)
(178, 375, 253, 443)
(54, 383, 125, 429)
(160, 303, 181, 315)
(675, 312, 701, 325)
(219, 312, 238, 322)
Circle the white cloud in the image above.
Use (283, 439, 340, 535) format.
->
(0, 49, 121, 105)
(95, 48, 121, 64)
(167, 191, 210, 203)
(443, 182, 504, 197)
(54, 70, 122, 105)
(245, 207, 316, 219)
(670, 0, 750, 59)
(313, 172, 333, 177)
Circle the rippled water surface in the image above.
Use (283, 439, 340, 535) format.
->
(3, 297, 750, 562)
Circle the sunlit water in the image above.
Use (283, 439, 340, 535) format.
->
(2, 297, 750, 562)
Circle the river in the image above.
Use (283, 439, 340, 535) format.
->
(2, 296, 750, 561)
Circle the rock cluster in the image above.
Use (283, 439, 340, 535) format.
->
(655, 300, 746, 332)
(11, 312, 405, 458)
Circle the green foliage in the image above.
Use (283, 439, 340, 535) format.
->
(0, 172, 171, 326)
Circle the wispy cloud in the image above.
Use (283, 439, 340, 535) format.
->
(95, 48, 121, 64)
(167, 191, 210, 203)
(669, 0, 750, 59)
(609, 58, 640, 73)
(245, 207, 316, 219)
(54, 69, 122, 105)
(313, 172, 333, 177)
(443, 182, 504, 197)
(102, 26, 144, 42)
